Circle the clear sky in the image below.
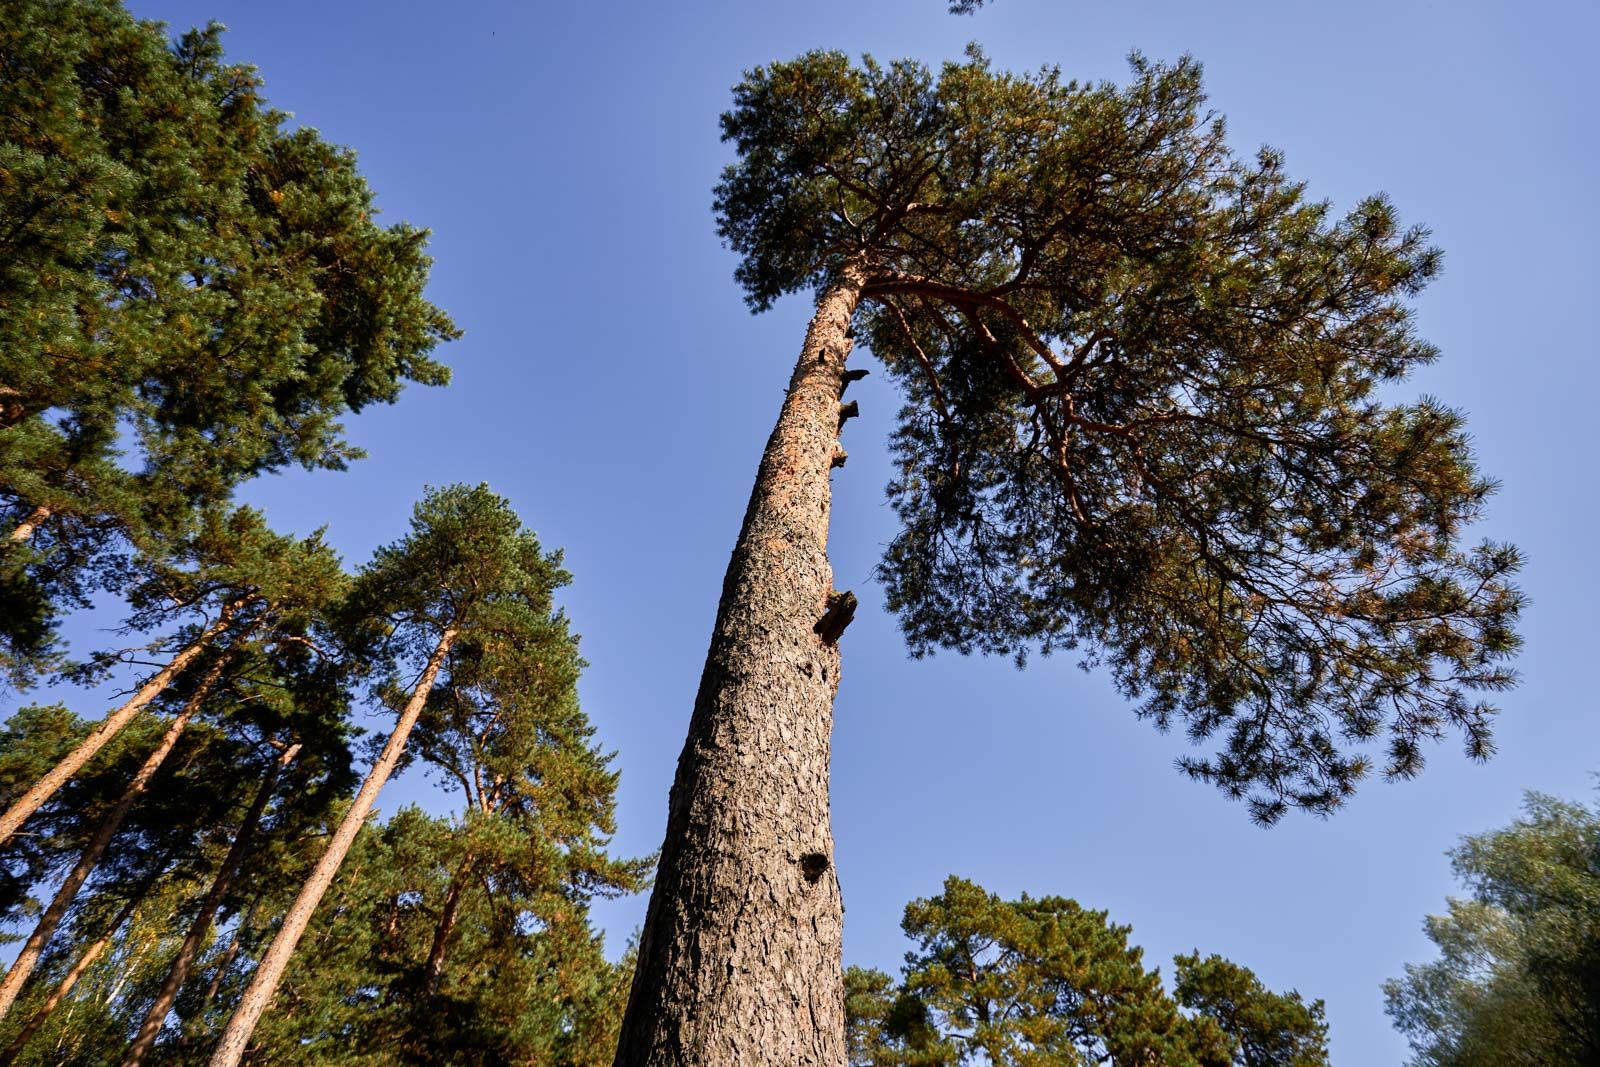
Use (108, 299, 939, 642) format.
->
(72, 0, 1599, 1059)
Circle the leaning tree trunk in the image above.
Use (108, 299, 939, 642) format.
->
(0, 887, 147, 1065)
(0, 597, 246, 848)
(614, 264, 867, 1067)
(206, 627, 457, 1067)
(121, 742, 301, 1067)
(179, 897, 258, 1053)
(0, 651, 230, 1021)
(420, 851, 475, 998)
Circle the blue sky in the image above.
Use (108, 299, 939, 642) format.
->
(63, 0, 1600, 1059)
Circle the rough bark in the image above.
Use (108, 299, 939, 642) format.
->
(7, 504, 50, 543)
(614, 264, 867, 1067)
(121, 742, 301, 1067)
(420, 852, 475, 998)
(0, 889, 145, 1066)
(206, 628, 457, 1067)
(0, 651, 230, 1021)
(0, 598, 245, 848)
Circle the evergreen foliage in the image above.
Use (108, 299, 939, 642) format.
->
(0, 490, 642, 1065)
(1174, 953, 1330, 1067)
(1384, 789, 1600, 1065)
(248, 808, 638, 1066)
(0, 0, 457, 683)
(199, 485, 644, 1066)
(847, 876, 1329, 1067)
(0, 5, 646, 1063)
(714, 49, 1522, 822)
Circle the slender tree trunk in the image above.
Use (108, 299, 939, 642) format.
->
(0, 651, 231, 1021)
(0, 888, 145, 1065)
(206, 628, 457, 1067)
(615, 265, 867, 1066)
(179, 898, 257, 1053)
(121, 743, 301, 1067)
(0, 598, 245, 848)
(420, 852, 475, 998)
(8, 504, 50, 543)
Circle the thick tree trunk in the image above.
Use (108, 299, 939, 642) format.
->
(0, 651, 229, 1021)
(206, 628, 457, 1067)
(7, 504, 50, 543)
(420, 852, 475, 998)
(121, 742, 301, 1067)
(0, 598, 245, 848)
(0, 888, 145, 1065)
(614, 265, 866, 1067)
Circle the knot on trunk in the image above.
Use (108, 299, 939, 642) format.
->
(814, 590, 857, 645)
(831, 446, 848, 469)
(818, 339, 854, 364)
(839, 367, 869, 396)
(837, 400, 859, 430)
(799, 852, 830, 884)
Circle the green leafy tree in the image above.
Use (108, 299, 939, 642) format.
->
(1174, 953, 1329, 1066)
(621, 48, 1521, 1061)
(206, 484, 587, 1067)
(0, 861, 214, 1067)
(0, 877, 152, 1065)
(119, 712, 354, 1066)
(1385, 789, 1600, 1066)
(0, 705, 109, 916)
(0, 0, 456, 682)
(0, 716, 247, 1063)
(845, 965, 947, 1067)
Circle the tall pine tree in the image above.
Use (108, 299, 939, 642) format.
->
(619, 50, 1521, 1063)
(206, 484, 593, 1066)
(846, 876, 1329, 1067)
(0, 0, 457, 684)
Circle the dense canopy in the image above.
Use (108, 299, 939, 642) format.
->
(715, 49, 1522, 821)
(0, 0, 456, 682)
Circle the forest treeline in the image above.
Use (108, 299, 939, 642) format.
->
(0, 1, 1581, 1065)
(0, 1, 644, 1062)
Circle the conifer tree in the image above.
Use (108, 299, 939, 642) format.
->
(0, 652, 353, 1066)
(1174, 953, 1330, 1067)
(405, 628, 649, 991)
(121, 739, 303, 1065)
(846, 877, 1328, 1067)
(0, 705, 110, 915)
(0, 509, 344, 848)
(0, 649, 234, 1021)
(619, 51, 1522, 1061)
(241, 806, 639, 1066)
(206, 484, 579, 1066)
(0, 883, 148, 1065)
(872, 876, 1230, 1065)
(0, 0, 457, 682)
